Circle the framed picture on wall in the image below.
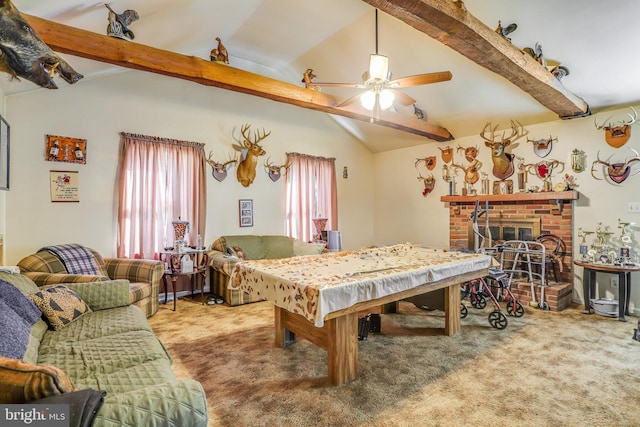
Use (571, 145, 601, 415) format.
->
(50, 170, 79, 202)
(0, 115, 9, 190)
(239, 199, 253, 227)
(45, 134, 87, 164)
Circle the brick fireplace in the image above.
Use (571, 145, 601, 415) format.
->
(441, 191, 579, 311)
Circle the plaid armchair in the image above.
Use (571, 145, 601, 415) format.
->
(17, 248, 163, 317)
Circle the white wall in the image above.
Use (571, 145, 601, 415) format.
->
(374, 107, 640, 308)
(4, 70, 375, 263)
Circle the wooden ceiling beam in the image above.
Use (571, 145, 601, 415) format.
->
(23, 14, 453, 142)
(362, 0, 590, 119)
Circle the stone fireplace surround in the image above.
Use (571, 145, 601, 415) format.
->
(441, 191, 578, 311)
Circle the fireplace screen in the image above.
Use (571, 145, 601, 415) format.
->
(469, 218, 541, 249)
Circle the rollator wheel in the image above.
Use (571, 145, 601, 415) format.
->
(538, 301, 550, 311)
(460, 303, 468, 319)
(506, 301, 525, 318)
(471, 294, 487, 309)
(488, 310, 508, 329)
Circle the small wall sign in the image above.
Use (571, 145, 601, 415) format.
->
(50, 170, 79, 202)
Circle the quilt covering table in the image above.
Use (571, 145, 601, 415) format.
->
(230, 243, 493, 326)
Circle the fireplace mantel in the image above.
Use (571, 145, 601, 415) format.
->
(440, 190, 579, 204)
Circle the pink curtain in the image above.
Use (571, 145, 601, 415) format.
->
(117, 133, 207, 259)
(285, 153, 337, 242)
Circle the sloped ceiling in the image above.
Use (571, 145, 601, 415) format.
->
(4, 0, 640, 152)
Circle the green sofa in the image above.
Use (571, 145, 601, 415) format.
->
(208, 235, 325, 306)
(0, 272, 208, 427)
(17, 248, 164, 318)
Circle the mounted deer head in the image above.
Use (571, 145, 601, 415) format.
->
(481, 120, 528, 180)
(206, 151, 238, 182)
(232, 124, 271, 187)
(591, 148, 640, 184)
(527, 135, 557, 158)
(594, 107, 638, 148)
(264, 157, 290, 182)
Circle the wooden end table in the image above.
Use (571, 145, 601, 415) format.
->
(574, 260, 640, 322)
(160, 249, 208, 311)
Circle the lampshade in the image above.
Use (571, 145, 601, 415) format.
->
(378, 89, 395, 109)
(361, 90, 377, 110)
(368, 54, 389, 81)
(361, 89, 395, 111)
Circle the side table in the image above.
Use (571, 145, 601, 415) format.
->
(160, 249, 208, 311)
(574, 260, 640, 322)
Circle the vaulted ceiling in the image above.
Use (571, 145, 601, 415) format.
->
(4, 0, 640, 152)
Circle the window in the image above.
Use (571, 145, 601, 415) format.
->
(285, 152, 337, 242)
(116, 133, 207, 259)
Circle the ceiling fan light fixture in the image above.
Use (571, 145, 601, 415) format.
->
(361, 89, 395, 111)
(379, 89, 395, 109)
(361, 90, 377, 110)
(368, 54, 389, 81)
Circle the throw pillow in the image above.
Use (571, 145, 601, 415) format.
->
(0, 279, 42, 325)
(0, 356, 76, 403)
(0, 300, 32, 359)
(293, 239, 326, 256)
(227, 245, 247, 260)
(28, 285, 92, 331)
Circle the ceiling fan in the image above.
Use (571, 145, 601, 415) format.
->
(308, 9, 452, 116)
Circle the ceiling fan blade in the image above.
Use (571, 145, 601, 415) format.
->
(336, 93, 363, 108)
(388, 71, 452, 88)
(308, 82, 365, 88)
(389, 89, 415, 107)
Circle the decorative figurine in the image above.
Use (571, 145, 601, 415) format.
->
(495, 20, 517, 41)
(571, 149, 586, 173)
(105, 3, 139, 40)
(211, 37, 229, 64)
(413, 104, 425, 120)
(302, 69, 320, 90)
(577, 228, 594, 261)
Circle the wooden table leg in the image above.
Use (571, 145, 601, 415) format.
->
(326, 313, 358, 386)
(444, 283, 461, 336)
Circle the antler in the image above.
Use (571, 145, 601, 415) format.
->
(501, 120, 528, 144)
(479, 122, 499, 143)
(264, 156, 290, 174)
(591, 151, 612, 180)
(207, 150, 237, 171)
(594, 107, 638, 130)
(240, 123, 271, 147)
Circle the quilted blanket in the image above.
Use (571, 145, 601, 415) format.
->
(229, 243, 493, 326)
(39, 244, 102, 276)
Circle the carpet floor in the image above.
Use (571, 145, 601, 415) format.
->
(149, 295, 640, 427)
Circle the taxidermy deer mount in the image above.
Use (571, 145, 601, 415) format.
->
(264, 157, 290, 182)
(481, 121, 528, 180)
(206, 151, 237, 182)
(594, 107, 638, 148)
(232, 124, 271, 187)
